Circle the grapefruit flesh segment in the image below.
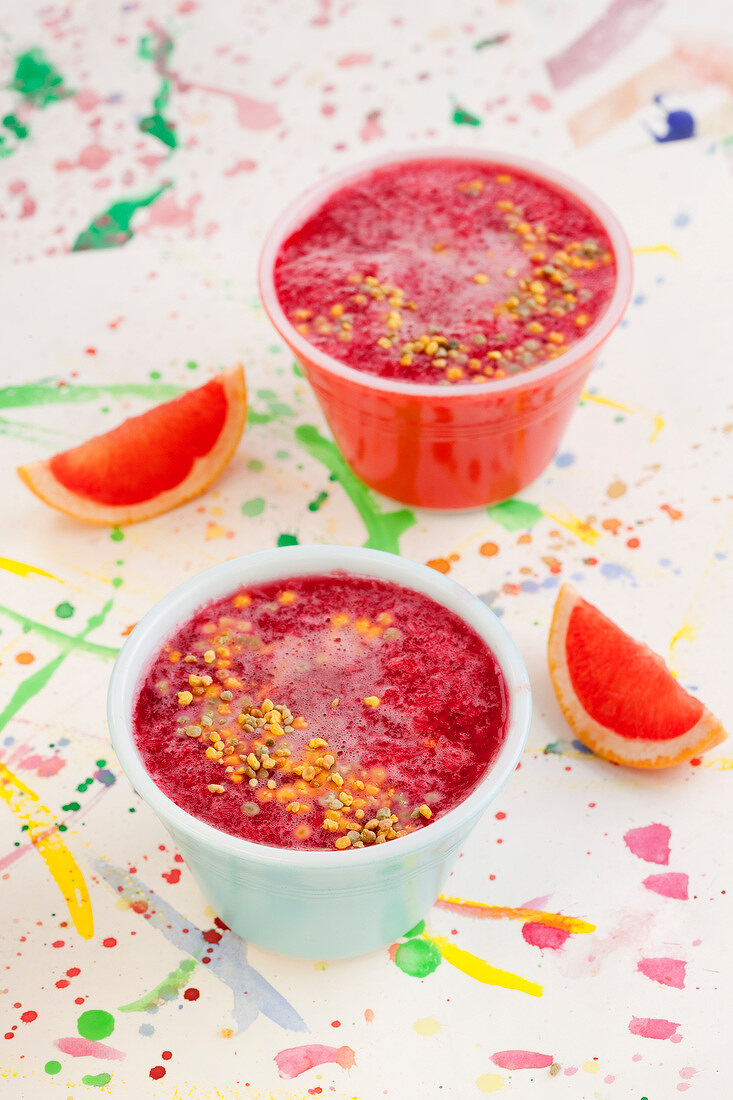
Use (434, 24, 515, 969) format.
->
(18, 365, 246, 525)
(548, 583, 726, 768)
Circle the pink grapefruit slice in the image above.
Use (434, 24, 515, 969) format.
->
(18, 365, 246, 525)
(548, 583, 726, 768)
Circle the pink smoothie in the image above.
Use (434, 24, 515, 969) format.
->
(133, 572, 508, 851)
(274, 158, 616, 385)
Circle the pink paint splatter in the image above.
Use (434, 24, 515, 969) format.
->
(521, 922, 570, 950)
(623, 823, 671, 865)
(56, 144, 112, 172)
(637, 957, 687, 989)
(360, 110, 384, 143)
(629, 1017, 680, 1040)
(311, 0, 332, 26)
(528, 92, 552, 111)
(137, 153, 168, 171)
(224, 159, 257, 176)
(18, 753, 65, 778)
(74, 89, 102, 112)
(337, 53, 373, 67)
(275, 1045, 356, 1079)
(491, 1050, 554, 1070)
(54, 1037, 126, 1060)
(564, 1066, 578, 1076)
(139, 193, 199, 232)
(643, 873, 689, 900)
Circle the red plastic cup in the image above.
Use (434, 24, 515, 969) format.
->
(259, 148, 632, 510)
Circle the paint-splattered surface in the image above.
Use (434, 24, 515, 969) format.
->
(1, 1, 732, 1096)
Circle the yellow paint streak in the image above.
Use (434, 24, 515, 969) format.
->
(476, 1073, 506, 1093)
(581, 391, 665, 443)
(707, 757, 733, 769)
(542, 507, 600, 546)
(0, 557, 59, 582)
(0, 762, 94, 940)
(669, 508, 733, 676)
(632, 243, 679, 258)
(437, 895, 596, 934)
(413, 1016, 441, 1036)
(425, 931, 543, 997)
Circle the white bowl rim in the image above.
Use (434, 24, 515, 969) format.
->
(108, 545, 531, 869)
(258, 145, 633, 399)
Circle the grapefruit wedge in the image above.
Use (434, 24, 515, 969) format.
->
(18, 365, 246, 525)
(548, 583, 726, 768)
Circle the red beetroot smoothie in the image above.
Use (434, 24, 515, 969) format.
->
(274, 158, 616, 385)
(133, 572, 508, 851)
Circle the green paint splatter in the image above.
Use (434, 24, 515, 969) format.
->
(0, 604, 119, 661)
(62, 801, 81, 812)
(542, 740, 564, 755)
(248, 393, 296, 425)
(474, 34, 509, 49)
(247, 458, 263, 472)
(11, 49, 72, 108)
(82, 1073, 112, 1088)
(139, 78, 177, 149)
(2, 113, 29, 139)
(452, 101, 481, 127)
(394, 938, 442, 977)
(119, 957, 199, 1012)
(276, 449, 290, 460)
(77, 1009, 114, 1041)
(277, 533, 299, 547)
(44, 1061, 62, 1075)
(404, 920, 426, 938)
(308, 490, 329, 512)
(0, 415, 71, 445)
(111, 577, 124, 589)
(55, 602, 74, 619)
(486, 498, 543, 532)
(294, 424, 415, 555)
(292, 362, 304, 377)
(72, 183, 172, 252)
(257, 389, 278, 400)
(0, 600, 114, 738)
(186, 360, 198, 370)
(149, 370, 161, 380)
(241, 497, 265, 517)
(110, 527, 124, 542)
(0, 379, 183, 411)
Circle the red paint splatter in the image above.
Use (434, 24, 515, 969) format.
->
(275, 1044, 356, 1079)
(495, 811, 506, 820)
(149, 1065, 166, 1079)
(637, 957, 686, 989)
(162, 1050, 172, 1060)
(330, 1020, 341, 1028)
(623, 823, 671, 865)
(130, 900, 148, 914)
(629, 1017, 680, 1040)
(626, 537, 640, 548)
(643, 872, 689, 900)
(491, 1050, 554, 1070)
(183, 987, 199, 1001)
(66, 968, 80, 977)
(162, 869, 181, 884)
(20, 1011, 37, 1023)
(521, 923, 570, 950)
(203, 929, 221, 944)
(52, 940, 64, 948)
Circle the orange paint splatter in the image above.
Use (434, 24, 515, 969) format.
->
(364, 1008, 375, 1023)
(541, 555, 562, 575)
(602, 518, 622, 535)
(16, 652, 35, 665)
(426, 559, 450, 573)
(517, 533, 532, 545)
(480, 542, 499, 557)
(661, 504, 683, 520)
(436, 895, 596, 934)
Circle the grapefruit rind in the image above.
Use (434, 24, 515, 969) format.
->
(17, 366, 247, 526)
(548, 583, 726, 769)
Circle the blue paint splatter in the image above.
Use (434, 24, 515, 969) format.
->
(541, 576, 559, 589)
(94, 768, 116, 786)
(572, 739, 595, 755)
(92, 857, 306, 1034)
(139, 1023, 154, 1036)
(633, 294, 646, 306)
(600, 562, 635, 583)
(659, 557, 672, 567)
(555, 452, 575, 467)
(648, 96, 695, 143)
(674, 211, 691, 228)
